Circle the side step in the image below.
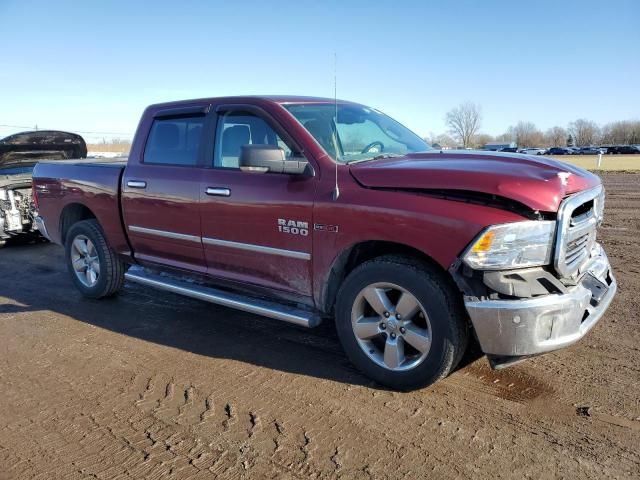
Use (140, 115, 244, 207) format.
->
(124, 267, 321, 328)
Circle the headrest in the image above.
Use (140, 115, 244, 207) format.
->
(155, 123, 180, 149)
(222, 125, 250, 156)
(186, 125, 202, 151)
(304, 119, 333, 140)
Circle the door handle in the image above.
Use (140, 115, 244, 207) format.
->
(127, 180, 147, 189)
(205, 187, 231, 197)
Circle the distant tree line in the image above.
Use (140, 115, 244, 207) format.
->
(428, 102, 640, 149)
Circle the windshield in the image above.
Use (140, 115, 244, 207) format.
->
(284, 103, 430, 163)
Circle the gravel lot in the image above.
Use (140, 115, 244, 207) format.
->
(0, 173, 639, 479)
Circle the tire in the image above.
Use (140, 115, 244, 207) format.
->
(335, 255, 468, 390)
(65, 219, 126, 299)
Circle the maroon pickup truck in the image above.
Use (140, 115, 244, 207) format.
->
(32, 96, 616, 390)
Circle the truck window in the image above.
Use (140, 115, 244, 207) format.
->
(144, 116, 204, 166)
(213, 111, 292, 169)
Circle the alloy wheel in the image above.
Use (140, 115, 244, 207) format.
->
(70, 235, 101, 287)
(351, 282, 432, 371)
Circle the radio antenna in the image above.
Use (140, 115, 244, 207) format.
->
(333, 52, 340, 201)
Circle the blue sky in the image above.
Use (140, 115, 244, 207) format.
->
(1, 0, 638, 142)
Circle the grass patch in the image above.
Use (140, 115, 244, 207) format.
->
(86, 143, 131, 153)
(548, 154, 640, 171)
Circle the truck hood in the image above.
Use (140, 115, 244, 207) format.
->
(349, 151, 601, 212)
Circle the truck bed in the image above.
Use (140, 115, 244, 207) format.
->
(33, 158, 129, 253)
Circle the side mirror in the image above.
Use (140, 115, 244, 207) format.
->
(239, 145, 310, 175)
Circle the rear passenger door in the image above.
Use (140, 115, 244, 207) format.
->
(199, 105, 317, 296)
(122, 107, 208, 272)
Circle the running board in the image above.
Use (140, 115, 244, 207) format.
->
(124, 267, 321, 328)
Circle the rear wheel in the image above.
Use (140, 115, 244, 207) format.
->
(335, 256, 468, 390)
(65, 219, 126, 298)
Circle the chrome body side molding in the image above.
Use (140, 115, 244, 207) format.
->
(128, 225, 201, 243)
(125, 267, 321, 328)
(202, 237, 311, 260)
(126, 227, 311, 260)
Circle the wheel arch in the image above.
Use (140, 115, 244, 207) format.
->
(59, 203, 97, 245)
(320, 240, 453, 314)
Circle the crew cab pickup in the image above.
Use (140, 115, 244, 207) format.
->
(32, 96, 617, 390)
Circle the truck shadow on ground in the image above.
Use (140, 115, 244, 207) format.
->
(0, 242, 483, 390)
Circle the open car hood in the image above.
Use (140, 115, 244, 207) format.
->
(0, 130, 87, 170)
(349, 151, 601, 212)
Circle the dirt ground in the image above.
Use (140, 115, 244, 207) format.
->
(0, 174, 639, 479)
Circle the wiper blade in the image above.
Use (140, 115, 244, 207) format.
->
(346, 154, 400, 165)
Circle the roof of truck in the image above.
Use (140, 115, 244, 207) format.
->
(148, 95, 359, 109)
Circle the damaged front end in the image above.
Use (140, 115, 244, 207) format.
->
(451, 185, 616, 369)
(0, 175, 36, 245)
(0, 130, 87, 246)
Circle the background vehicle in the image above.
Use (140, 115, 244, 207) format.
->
(32, 96, 616, 390)
(518, 148, 547, 155)
(498, 147, 519, 153)
(482, 142, 516, 151)
(545, 147, 572, 155)
(578, 146, 605, 155)
(608, 145, 640, 154)
(0, 130, 86, 246)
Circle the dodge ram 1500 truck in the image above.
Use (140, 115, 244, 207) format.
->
(32, 96, 616, 390)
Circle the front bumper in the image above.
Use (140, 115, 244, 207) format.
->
(464, 245, 616, 357)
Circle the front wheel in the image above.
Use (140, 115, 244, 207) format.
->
(335, 256, 468, 390)
(65, 219, 126, 299)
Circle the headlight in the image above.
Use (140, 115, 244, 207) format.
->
(463, 220, 556, 270)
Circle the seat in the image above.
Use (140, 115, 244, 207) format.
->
(220, 125, 250, 168)
(304, 119, 336, 158)
(186, 124, 202, 153)
(148, 122, 180, 164)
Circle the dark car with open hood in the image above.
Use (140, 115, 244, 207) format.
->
(31, 96, 616, 390)
(0, 130, 86, 246)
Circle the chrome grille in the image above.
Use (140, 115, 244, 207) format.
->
(554, 186, 604, 278)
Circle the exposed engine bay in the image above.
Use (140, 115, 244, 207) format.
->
(0, 175, 35, 245)
(0, 130, 87, 246)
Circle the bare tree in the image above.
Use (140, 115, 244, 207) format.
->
(568, 119, 600, 146)
(473, 133, 495, 149)
(544, 126, 567, 147)
(600, 120, 640, 145)
(508, 121, 543, 148)
(495, 131, 515, 143)
(428, 133, 457, 149)
(445, 102, 482, 148)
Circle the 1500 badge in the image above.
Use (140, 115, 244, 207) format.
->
(278, 218, 309, 236)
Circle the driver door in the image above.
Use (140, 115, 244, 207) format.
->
(199, 106, 317, 296)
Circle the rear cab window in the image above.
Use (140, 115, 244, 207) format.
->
(144, 116, 205, 166)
